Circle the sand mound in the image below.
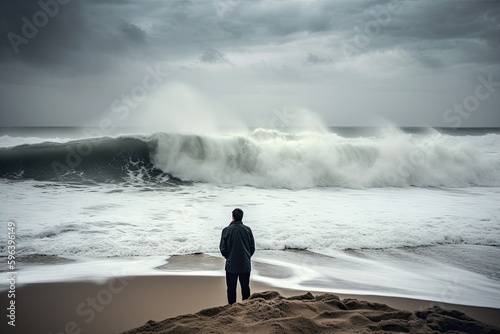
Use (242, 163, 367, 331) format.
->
(121, 291, 500, 334)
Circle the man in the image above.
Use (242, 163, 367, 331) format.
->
(219, 208, 255, 305)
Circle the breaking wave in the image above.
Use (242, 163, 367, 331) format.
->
(1, 128, 499, 188)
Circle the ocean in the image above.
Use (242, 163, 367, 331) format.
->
(1, 126, 499, 308)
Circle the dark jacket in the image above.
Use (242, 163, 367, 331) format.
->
(219, 221, 255, 273)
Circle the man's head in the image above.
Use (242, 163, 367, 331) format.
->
(232, 208, 243, 222)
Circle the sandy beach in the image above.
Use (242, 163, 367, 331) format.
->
(1, 275, 499, 334)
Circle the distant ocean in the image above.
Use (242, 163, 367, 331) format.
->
(1, 127, 499, 308)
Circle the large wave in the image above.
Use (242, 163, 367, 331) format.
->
(0, 136, 182, 185)
(1, 128, 499, 188)
(152, 128, 500, 188)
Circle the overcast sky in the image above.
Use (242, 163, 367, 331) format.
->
(0, 0, 499, 130)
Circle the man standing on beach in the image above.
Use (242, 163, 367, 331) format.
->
(219, 208, 255, 305)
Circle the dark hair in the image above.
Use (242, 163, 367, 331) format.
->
(232, 208, 243, 221)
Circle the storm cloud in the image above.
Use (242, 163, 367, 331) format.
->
(0, 0, 499, 128)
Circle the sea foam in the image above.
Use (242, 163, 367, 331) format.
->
(152, 128, 500, 189)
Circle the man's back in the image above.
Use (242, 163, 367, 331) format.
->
(220, 220, 255, 273)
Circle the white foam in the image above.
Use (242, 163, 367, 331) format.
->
(0, 257, 169, 287)
(152, 129, 500, 189)
(1, 180, 499, 258)
(0, 135, 74, 147)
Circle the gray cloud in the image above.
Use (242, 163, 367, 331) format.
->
(0, 0, 499, 127)
(3, 0, 498, 70)
(200, 47, 231, 64)
(338, 0, 500, 66)
(304, 53, 331, 65)
(120, 22, 147, 44)
(0, 0, 85, 68)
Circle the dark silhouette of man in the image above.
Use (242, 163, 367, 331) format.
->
(219, 208, 255, 305)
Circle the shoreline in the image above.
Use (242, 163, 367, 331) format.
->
(3, 246, 500, 309)
(1, 275, 499, 334)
